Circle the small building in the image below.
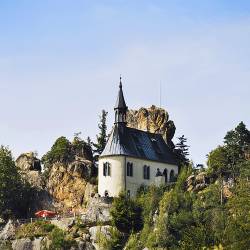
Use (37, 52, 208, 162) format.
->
(98, 79, 179, 197)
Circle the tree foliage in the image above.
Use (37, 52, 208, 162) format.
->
(207, 122, 250, 178)
(0, 146, 31, 219)
(93, 110, 108, 158)
(224, 160, 250, 249)
(175, 135, 190, 167)
(110, 192, 143, 234)
(41, 134, 93, 179)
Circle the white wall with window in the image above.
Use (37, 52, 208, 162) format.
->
(98, 155, 178, 197)
(98, 156, 125, 197)
(125, 156, 178, 197)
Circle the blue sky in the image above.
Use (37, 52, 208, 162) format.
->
(0, 1, 250, 164)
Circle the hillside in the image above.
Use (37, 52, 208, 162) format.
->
(0, 111, 249, 250)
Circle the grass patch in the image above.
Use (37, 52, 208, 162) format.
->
(16, 220, 55, 239)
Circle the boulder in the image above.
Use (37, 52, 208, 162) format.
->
(196, 172, 206, 183)
(0, 220, 16, 240)
(186, 172, 209, 192)
(50, 218, 75, 231)
(89, 225, 112, 244)
(127, 105, 176, 148)
(16, 153, 43, 189)
(16, 152, 41, 172)
(12, 238, 33, 250)
(32, 237, 43, 250)
(75, 239, 95, 250)
(83, 196, 111, 224)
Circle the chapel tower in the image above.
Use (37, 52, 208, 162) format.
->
(114, 77, 128, 125)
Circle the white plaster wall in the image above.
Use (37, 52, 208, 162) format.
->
(98, 156, 178, 198)
(125, 157, 178, 197)
(98, 156, 125, 197)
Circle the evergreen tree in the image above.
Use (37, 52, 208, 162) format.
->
(93, 110, 108, 158)
(208, 122, 250, 178)
(224, 121, 250, 166)
(0, 146, 31, 219)
(175, 135, 190, 166)
(224, 160, 250, 249)
(207, 146, 229, 177)
(41, 136, 72, 165)
(111, 192, 143, 234)
(87, 136, 92, 148)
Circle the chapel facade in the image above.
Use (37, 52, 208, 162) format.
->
(98, 79, 179, 197)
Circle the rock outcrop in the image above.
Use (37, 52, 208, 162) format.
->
(83, 195, 112, 224)
(89, 225, 113, 249)
(127, 105, 176, 148)
(16, 152, 41, 172)
(186, 172, 208, 192)
(46, 160, 96, 212)
(16, 139, 97, 214)
(15, 153, 55, 215)
(0, 220, 16, 240)
(16, 152, 43, 188)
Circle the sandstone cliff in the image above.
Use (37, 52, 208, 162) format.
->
(15, 153, 55, 215)
(46, 160, 96, 212)
(127, 105, 176, 148)
(16, 144, 97, 214)
(16, 152, 43, 188)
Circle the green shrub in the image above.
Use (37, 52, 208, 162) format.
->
(42, 137, 72, 166)
(110, 192, 143, 234)
(0, 146, 32, 219)
(97, 227, 126, 250)
(44, 228, 77, 250)
(16, 220, 55, 239)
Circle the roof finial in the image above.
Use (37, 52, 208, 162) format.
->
(119, 75, 122, 88)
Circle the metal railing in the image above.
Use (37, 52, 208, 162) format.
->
(15, 212, 84, 226)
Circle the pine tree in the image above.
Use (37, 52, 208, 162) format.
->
(224, 121, 250, 166)
(0, 146, 31, 219)
(86, 136, 92, 148)
(175, 135, 190, 166)
(93, 110, 108, 158)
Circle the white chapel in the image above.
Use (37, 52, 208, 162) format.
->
(98, 79, 179, 197)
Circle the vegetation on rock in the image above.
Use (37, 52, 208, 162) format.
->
(110, 192, 143, 234)
(108, 122, 250, 250)
(93, 110, 108, 159)
(16, 221, 55, 239)
(0, 146, 32, 219)
(207, 121, 250, 178)
(175, 134, 190, 167)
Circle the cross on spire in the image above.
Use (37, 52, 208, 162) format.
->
(119, 75, 122, 88)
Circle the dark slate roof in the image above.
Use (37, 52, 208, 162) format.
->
(114, 83, 127, 110)
(100, 125, 178, 165)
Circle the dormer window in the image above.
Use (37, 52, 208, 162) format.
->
(103, 162, 111, 176)
(127, 162, 133, 177)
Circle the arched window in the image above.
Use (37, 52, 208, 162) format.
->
(170, 170, 175, 182)
(127, 190, 131, 197)
(163, 168, 168, 183)
(127, 162, 133, 177)
(103, 162, 111, 176)
(147, 166, 150, 179)
(143, 165, 150, 180)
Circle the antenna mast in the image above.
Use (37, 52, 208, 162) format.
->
(159, 82, 162, 108)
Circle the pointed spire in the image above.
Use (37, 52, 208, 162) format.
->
(114, 76, 127, 110)
(119, 75, 122, 88)
(114, 76, 128, 125)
